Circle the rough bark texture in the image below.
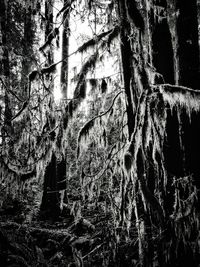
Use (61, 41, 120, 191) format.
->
(117, 0, 135, 138)
(0, 0, 12, 143)
(123, 0, 200, 266)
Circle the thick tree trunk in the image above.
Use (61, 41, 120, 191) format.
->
(153, 1, 200, 266)
(166, 0, 200, 187)
(40, 0, 60, 220)
(117, 1, 156, 265)
(175, 0, 199, 88)
(122, 0, 200, 266)
(40, 153, 60, 220)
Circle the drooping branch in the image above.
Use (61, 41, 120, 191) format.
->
(0, 78, 24, 102)
(30, 25, 119, 83)
(39, 27, 59, 52)
(0, 157, 36, 180)
(125, 83, 200, 174)
(9, 101, 28, 122)
(157, 83, 200, 94)
(76, 25, 119, 55)
(157, 83, 200, 113)
(77, 90, 125, 157)
(82, 142, 126, 187)
(56, 0, 72, 18)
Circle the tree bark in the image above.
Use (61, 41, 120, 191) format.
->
(45, 0, 54, 65)
(21, 4, 35, 99)
(117, 0, 135, 138)
(60, 0, 69, 99)
(0, 0, 12, 144)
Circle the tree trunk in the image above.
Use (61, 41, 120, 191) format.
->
(0, 0, 12, 144)
(60, 0, 69, 99)
(21, 4, 35, 99)
(40, 153, 60, 220)
(117, 0, 135, 138)
(45, 0, 54, 65)
(175, 0, 199, 88)
(122, 0, 200, 266)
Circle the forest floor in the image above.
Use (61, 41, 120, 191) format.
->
(0, 200, 136, 267)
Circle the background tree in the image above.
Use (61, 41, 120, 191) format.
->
(60, 0, 70, 98)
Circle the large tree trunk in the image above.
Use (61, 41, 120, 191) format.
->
(40, 0, 58, 220)
(175, 0, 199, 88)
(40, 0, 68, 221)
(122, 0, 200, 266)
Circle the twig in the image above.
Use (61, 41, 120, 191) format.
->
(82, 243, 105, 259)
(0, 77, 24, 102)
(78, 90, 125, 140)
(153, 83, 200, 94)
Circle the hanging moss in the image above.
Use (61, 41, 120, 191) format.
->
(76, 26, 119, 54)
(77, 120, 95, 158)
(73, 53, 98, 84)
(40, 63, 57, 75)
(123, 83, 200, 234)
(39, 27, 59, 52)
(125, 0, 145, 32)
(74, 80, 86, 100)
(125, 84, 200, 172)
(77, 91, 124, 158)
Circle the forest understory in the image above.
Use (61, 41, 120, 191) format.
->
(0, 0, 200, 266)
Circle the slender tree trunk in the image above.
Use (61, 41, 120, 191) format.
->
(117, 0, 135, 138)
(0, 0, 12, 144)
(60, 0, 69, 99)
(45, 0, 54, 65)
(21, 5, 35, 99)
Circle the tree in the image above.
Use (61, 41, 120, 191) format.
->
(76, 0, 200, 265)
(0, 0, 12, 144)
(60, 0, 70, 98)
(121, 0, 200, 266)
(0, 0, 199, 266)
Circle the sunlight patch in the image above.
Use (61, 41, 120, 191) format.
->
(54, 85, 62, 102)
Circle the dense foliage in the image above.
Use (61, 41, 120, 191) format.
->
(0, 0, 200, 266)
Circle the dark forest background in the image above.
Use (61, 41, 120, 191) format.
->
(0, 0, 200, 266)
